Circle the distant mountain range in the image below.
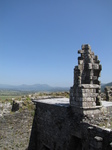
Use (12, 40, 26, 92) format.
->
(0, 84, 69, 92)
(101, 82, 112, 92)
(0, 82, 111, 92)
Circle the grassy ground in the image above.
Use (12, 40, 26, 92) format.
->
(0, 90, 35, 150)
(0, 90, 70, 149)
(0, 90, 32, 101)
(0, 96, 20, 101)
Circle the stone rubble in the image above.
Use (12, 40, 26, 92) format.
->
(0, 102, 12, 117)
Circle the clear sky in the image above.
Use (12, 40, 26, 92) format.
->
(0, 0, 112, 87)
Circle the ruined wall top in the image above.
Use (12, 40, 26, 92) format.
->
(105, 86, 112, 101)
(74, 44, 102, 86)
(70, 44, 102, 110)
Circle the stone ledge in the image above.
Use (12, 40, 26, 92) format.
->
(79, 84, 100, 89)
(71, 105, 102, 110)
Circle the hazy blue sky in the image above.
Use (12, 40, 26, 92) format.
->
(0, 0, 112, 87)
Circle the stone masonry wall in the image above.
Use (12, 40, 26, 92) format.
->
(28, 44, 112, 150)
(70, 44, 102, 114)
(28, 102, 112, 150)
(105, 86, 112, 101)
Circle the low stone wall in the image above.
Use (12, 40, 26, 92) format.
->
(28, 102, 112, 150)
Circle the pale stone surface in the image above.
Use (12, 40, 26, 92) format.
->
(102, 101, 112, 107)
(33, 98, 69, 107)
(33, 98, 112, 108)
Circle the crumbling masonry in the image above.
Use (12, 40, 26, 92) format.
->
(105, 86, 112, 101)
(28, 44, 112, 150)
(70, 44, 102, 114)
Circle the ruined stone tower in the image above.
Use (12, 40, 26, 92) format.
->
(28, 44, 112, 150)
(70, 44, 102, 114)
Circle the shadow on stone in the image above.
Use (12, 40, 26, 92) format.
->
(11, 100, 19, 112)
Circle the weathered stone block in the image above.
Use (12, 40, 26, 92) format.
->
(81, 89, 94, 93)
(70, 44, 102, 111)
(88, 63, 92, 69)
(78, 101, 96, 107)
(81, 44, 91, 50)
(80, 97, 96, 102)
(93, 64, 99, 70)
(93, 136, 103, 149)
(92, 76, 97, 80)
(78, 50, 84, 54)
(78, 60, 83, 65)
(82, 92, 98, 98)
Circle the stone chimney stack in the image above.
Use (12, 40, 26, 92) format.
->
(70, 44, 102, 114)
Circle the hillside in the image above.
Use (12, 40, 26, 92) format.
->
(0, 84, 69, 92)
(0, 82, 112, 92)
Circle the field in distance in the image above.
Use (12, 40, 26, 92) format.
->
(0, 90, 69, 101)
